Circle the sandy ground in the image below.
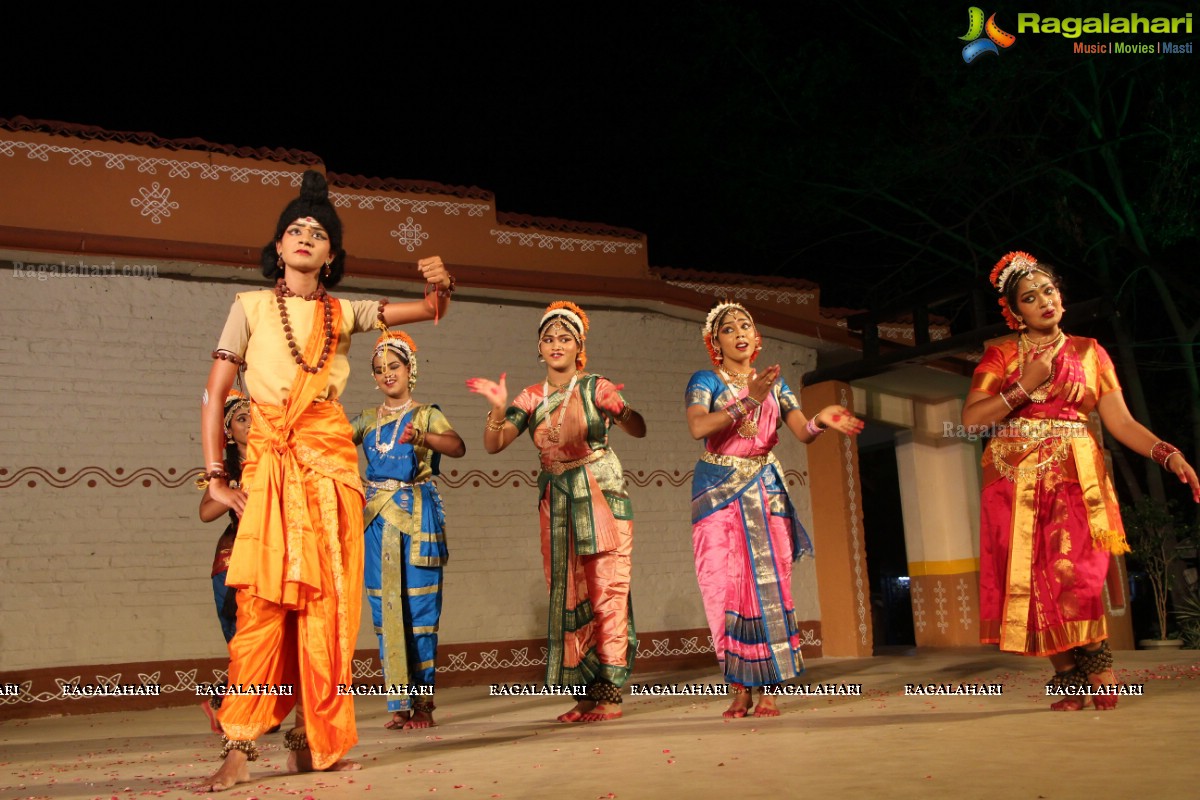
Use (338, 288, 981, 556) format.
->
(3, 648, 1198, 800)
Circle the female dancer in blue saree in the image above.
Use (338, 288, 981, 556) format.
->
(351, 329, 465, 729)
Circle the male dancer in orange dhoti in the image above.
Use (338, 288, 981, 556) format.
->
(199, 171, 455, 790)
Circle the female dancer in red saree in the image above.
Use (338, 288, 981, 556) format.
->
(201, 171, 455, 790)
(467, 301, 646, 723)
(962, 251, 1198, 710)
(686, 302, 862, 717)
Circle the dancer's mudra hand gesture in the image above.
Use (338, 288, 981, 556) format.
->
(466, 373, 509, 410)
(747, 365, 780, 403)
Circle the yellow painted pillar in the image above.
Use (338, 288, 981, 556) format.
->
(895, 400, 983, 647)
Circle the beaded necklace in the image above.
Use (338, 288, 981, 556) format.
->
(276, 279, 333, 375)
(374, 399, 414, 454)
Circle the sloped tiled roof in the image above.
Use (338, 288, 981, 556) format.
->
(329, 172, 494, 201)
(495, 211, 644, 240)
(0, 116, 324, 165)
(820, 307, 951, 326)
(1, 117, 502, 201)
(652, 266, 819, 291)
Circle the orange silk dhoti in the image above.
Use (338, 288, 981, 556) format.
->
(220, 301, 365, 769)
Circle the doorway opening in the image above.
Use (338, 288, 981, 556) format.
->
(859, 436, 914, 651)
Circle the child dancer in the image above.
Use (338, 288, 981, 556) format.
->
(351, 329, 464, 729)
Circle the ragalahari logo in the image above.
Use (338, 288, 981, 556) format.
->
(960, 7, 1016, 62)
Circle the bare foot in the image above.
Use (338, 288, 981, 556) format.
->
(723, 684, 751, 719)
(1048, 668, 1086, 711)
(578, 702, 622, 722)
(287, 745, 313, 774)
(384, 711, 411, 730)
(1087, 666, 1119, 710)
(751, 690, 780, 717)
(287, 747, 362, 773)
(557, 700, 596, 723)
(1049, 695, 1086, 711)
(402, 707, 436, 729)
(205, 749, 250, 792)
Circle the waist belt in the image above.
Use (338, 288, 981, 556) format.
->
(366, 477, 431, 491)
(701, 451, 778, 469)
(990, 419, 1090, 482)
(543, 449, 606, 476)
(992, 418, 1089, 440)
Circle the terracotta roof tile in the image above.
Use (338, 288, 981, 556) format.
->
(328, 172, 494, 201)
(1, 116, 323, 165)
(820, 306, 950, 326)
(819, 306, 863, 321)
(495, 211, 644, 240)
(1, 118, 505, 201)
(652, 266, 819, 291)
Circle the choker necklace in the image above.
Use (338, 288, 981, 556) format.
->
(276, 279, 333, 374)
(541, 373, 579, 443)
(277, 280, 326, 302)
(1021, 330, 1064, 356)
(375, 398, 414, 454)
(719, 367, 751, 391)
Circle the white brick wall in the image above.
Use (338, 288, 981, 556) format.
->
(0, 260, 821, 671)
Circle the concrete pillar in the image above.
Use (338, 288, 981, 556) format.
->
(895, 399, 982, 647)
(802, 380, 872, 657)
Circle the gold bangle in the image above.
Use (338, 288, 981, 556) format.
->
(485, 412, 506, 432)
(616, 405, 633, 424)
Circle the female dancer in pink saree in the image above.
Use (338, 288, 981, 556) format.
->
(962, 251, 1198, 710)
(686, 302, 862, 717)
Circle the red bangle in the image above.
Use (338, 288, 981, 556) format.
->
(1000, 382, 1029, 410)
(1151, 441, 1182, 469)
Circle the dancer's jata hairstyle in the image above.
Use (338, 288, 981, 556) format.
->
(260, 170, 347, 287)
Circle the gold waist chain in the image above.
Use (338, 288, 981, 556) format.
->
(990, 419, 1089, 482)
